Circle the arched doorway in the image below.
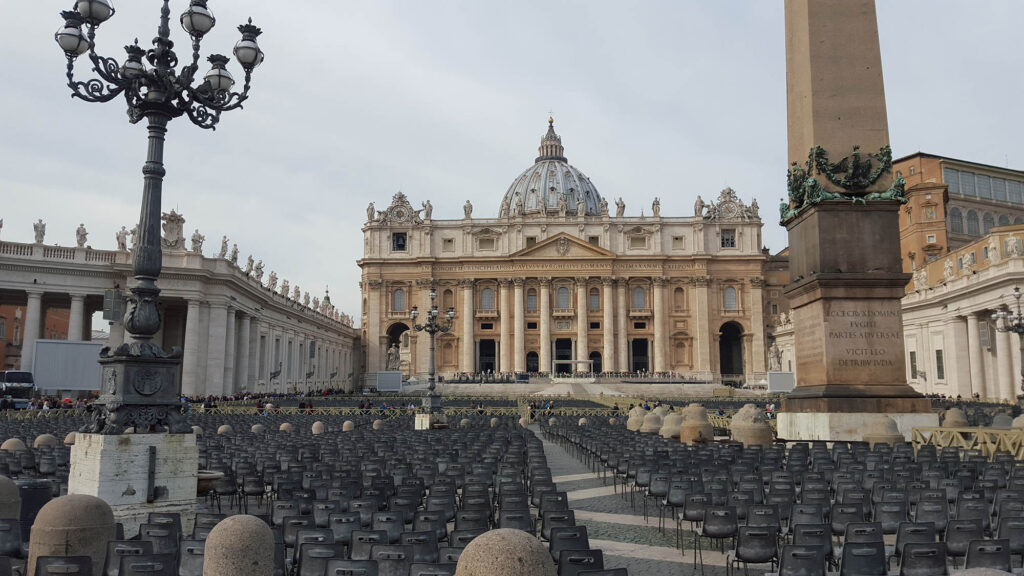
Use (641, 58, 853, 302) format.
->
(589, 351, 602, 374)
(386, 323, 410, 371)
(526, 351, 539, 373)
(719, 322, 744, 379)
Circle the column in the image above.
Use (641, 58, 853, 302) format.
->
(222, 308, 237, 394)
(653, 278, 666, 373)
(966, 313, 986, 398)
(996, 325, 1015, 401)
(575, 277, 589, 373)
(461, 280, 475, 372)
(616, 279, 628, 372)
(182, 300, 202, 397)
(514, 278, 526, 373)
(602, 278, 615, 373)
(68, 294, 86, 342)
(540, 278, 551, 374)
(416, 280, 433, 377)
(236, 313, 251, 393)
(749, 278, 767, 374)
(108, 320, 125, 348)
(945, 317, 970, 399)
(366, 280, 382, 372)
(694, 277, 712, 374)
(204, 303, 228, 396)
(499, 279, 511, 372)
(21, 291, 43, 371)
(247, 316, 260, 388)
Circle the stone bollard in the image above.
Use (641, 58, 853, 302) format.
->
(578, 418, 588, 427)
(660, 412, 683, 439)
(216, 425, 233, 435)
(342, 421, 355, 432)
(311, 421, 326, 435)
(63, 432, 77, 446)
(639, 411, 663, 434)
(490, 418, 500, 428)
(454, 528, 556, 576)
(460, 419, 471, 429)
(0, 439, 26, 453)
(679, 404, 713, 445)
(33, 434, 58, 449)
(625, 407, 648, 432)
(250, 424, 266, 434)
(863, 417, 905, 448)
(730, 404, 774, 448)
(942, 407, 968, 428)
(652, 405, 669, 418)
(202, 514, 275, 576)
(518, 417, 529, 427)
(191, 426, 204, 436)
(0, 476, 20, 520)
(27, 494, 116, 576)
(548, 418, 557, 427)
(279, 423, 294, 433)
(991, 413, 1014, 429)
(373, 420, 384, 430)
(1013, 414, 1024, 429)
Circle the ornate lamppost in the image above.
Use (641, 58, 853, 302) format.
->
(993, 286, 1024, 403)
(411, 290, 455, 414)
(55, 0, 263, 434)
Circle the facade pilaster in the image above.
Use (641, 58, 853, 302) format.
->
(366, 280, 382, 372)
(513, 278, 525, 373)
(540, 278, 551, 374)
(616, 279, 628, 372)
(415, 280, 433, 377)
(996, 323, 1015, 401)
(21, 290, 43, 371)
(749, 278, 767, 374)
(946, 317, 971, 399)
(499, 279, 511, 372)
(575, 277, 589, 372)
(182, 300, 202, 397)
(966, 312, 986, 398)
(602, 277, 614, 373)
(694, 276, 712, 373)
(204, 303, 228, 397)
(461, 280, 475, 372)
(223, 307, 237, 395)
(247, 316, 260, 388)
(68, 293, 86, 342)
(237, 313, 251, 393)
(653, 278, 666, 372)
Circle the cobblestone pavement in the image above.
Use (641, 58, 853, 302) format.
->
(538, 427, 775, 576)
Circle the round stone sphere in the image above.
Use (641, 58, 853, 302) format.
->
(1013, 414, 1024, 429)
(660, 413, 683, 439)
(191, 426, 204, 436)
(250, 424, 266, 434)
(640, 412, 663, 434)
(63, 432, 76, 446)
(278, 423, 294, 433)
(992, 413, 1014, 429)
(460, 419, 471, 429)
(518, 417, 529, 427)
(0, 475, 20, 520)
(27, 494, 115, 576)
(216, 425, 233, 435)
(454, 528, 556, 576)
(202, 514, 275, 576)
(548, 418, 557, 427)
(372, 420, 384, 430)
(943, 408, 969, 428)
(342, 421, 355, 432)
(0, 439, 26, 453)
(578, 418, 588, 427)
(311, 421, 326, 435)
(263, 403, 274, 411)
(33, 434, 58, 449)
(490, 418, 500, 428)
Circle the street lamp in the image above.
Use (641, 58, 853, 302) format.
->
(57, 0, 263, 434)
(411, 290, 455, 413)
(993, 286, 1024, 402)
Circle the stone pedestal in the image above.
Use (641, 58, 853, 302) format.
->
(68, 433, 198, 538)
(415, 413, 448, 430)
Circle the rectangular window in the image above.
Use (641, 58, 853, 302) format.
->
(480, 323, 493, 330)
(927, 234, 936, 243)
(992, 178, 1008, 202)
(527, 322, 538, 330)
(589, 322, 600, 330)
(1009, 181, 1024, 204)
(629, 236, 647, 249)
(961, 172, 976, 197)
(527, 293, 537, 311)
(980, 321, 991, 348)
(526, 236, 537, 247)
(977, 174, 992, 199)
(935, 350, 945, 380)
(771, 303, 779, 315)
(984, 247, 989, 259)
(587, 236, 600, 246)
(442, 237, 455, 252)
(721, 229, 737, 248)
(588, 292, 600, 311)
(391, 232, 407, 252)
(926, 208, 935, 219)
(478, 238, 496, 251)
(943, 167, 959, 194)
(0, 319, 5, 339)
(633, 322, 646, 329)
(672, 236, 685, 250)
(909, 351, 918, 378)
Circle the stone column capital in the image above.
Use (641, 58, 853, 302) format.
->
(694, 275, 712, 287)
(366, 279, 383, 289)
(601, 276, 614, 286)
(497, 278, 511, 287)
(459, 279, 475, 289)
(539, 277, 552, 287)
(575, 276, 589, 286)
(653, 277, 667, 287)
(512, 277, 525, 287)
(750, 277, 764, 288)
(415, 278, 434, 288)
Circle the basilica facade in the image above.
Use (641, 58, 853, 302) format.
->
(359, 120, 768, 383)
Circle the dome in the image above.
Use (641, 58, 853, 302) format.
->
(500, 118, 604, 218)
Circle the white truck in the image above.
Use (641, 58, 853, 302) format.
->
(31, 340, 104, 397)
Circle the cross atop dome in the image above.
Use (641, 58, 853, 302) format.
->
(536, 117, 566, 163)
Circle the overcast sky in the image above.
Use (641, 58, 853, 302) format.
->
(2, 1, 1022, 330)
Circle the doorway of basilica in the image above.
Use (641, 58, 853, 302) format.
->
(479, 339, 497, 373)
(554, 339, 573, 374)
(631, 339, 649, 373)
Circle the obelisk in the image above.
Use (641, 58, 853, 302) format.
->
(776, 0, 938, 441)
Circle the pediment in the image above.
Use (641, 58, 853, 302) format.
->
(511, 232, 616, 259)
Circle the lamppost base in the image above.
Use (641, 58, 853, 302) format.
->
(421, 393, 442, 414)
(414, 412, 447, 430)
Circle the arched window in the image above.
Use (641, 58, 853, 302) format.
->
(632, 286, 646, 309)
(480, 288, 495, 310)
(556, 287, 570, 309)
(392, 289, 405, 311)
(966, 210, 980, 236)
(526, 288, 538, 311)
(983, 213, 995, 235)
(673, 287, 685, 310)
(999, 214, 1011, 227)
(588, 288, 600, 311)
(948, 207, 963, 234)
(443, 289, 454, 310)
(724, 286, 738, 310)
